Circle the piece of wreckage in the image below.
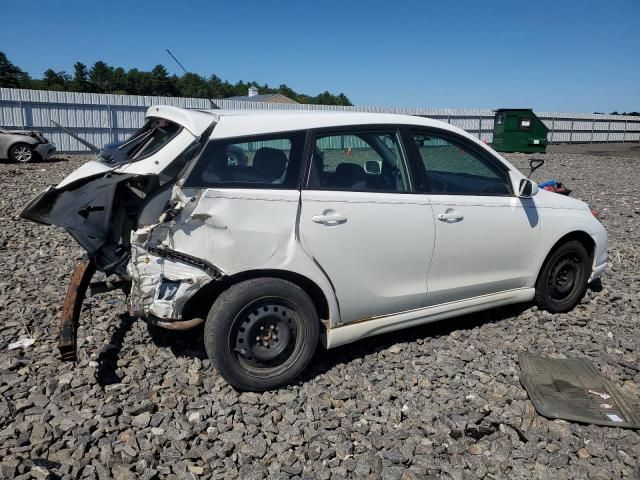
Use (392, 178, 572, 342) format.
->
(23, 107, 222, 359)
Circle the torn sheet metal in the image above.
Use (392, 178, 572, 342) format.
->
(127, 244, 214, 320)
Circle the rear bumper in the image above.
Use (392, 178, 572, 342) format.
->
(34, 142, 56, 160)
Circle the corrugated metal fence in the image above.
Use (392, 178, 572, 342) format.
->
(1, 87, 639, 152)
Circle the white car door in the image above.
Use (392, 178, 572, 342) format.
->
(299, 129, 435, 324)
(407, 130, 541, 306)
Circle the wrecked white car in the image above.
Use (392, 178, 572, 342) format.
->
(21, 106, 607, 390)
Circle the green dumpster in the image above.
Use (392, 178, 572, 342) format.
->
(491, 108, 549, 153)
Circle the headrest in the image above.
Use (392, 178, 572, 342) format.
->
(253, 147, 287, 178)
(334, 162, 365, 186)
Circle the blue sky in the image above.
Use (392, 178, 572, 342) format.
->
(3, 0, 639, 112)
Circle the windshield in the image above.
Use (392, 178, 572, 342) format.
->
(100, 117, 182, 165)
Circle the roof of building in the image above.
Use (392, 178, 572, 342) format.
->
(225, 93, 280, 102)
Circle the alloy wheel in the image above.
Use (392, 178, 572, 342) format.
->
(13, 146, 33, 163)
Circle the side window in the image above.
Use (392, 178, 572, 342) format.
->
(411, 132, 511, 195)
(308, 130, 410, 192)
(183, 131, 305, 188)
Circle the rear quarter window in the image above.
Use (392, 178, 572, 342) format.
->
(183, 131, 306, 189)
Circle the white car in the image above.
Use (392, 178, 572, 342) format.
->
(22, 106, 607, 390)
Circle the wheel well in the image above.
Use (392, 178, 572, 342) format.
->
(536, 230, 595, 283)
(181, 269, 330, 322)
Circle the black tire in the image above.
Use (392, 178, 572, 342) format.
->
(204, 278, 319, 391)
(535, 240, 591, 313)
(9, 143, 35, 163)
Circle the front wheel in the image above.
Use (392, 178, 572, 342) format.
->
(10, 143, 34, 163)
(535, 240, 591, 313)
(204, 278, 319, 391)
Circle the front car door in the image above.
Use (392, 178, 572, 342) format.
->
(298, 127, 435, 324)
(405, 129, 541, 306)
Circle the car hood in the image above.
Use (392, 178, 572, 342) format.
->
(534, 187, 590, 210)
(3, 129, 41, 135)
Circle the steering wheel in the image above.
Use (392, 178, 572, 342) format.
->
(378, 165, 399, 190)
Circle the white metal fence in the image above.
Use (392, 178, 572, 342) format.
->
(1, 88, 639, 152)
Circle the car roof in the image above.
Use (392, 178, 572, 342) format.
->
(145, 104, 516, 173)
(146, 105, 465, 138)
(206, 109, 457, 137)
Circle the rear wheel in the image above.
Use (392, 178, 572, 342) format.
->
(204, 278, 319, 391)
(10, 143, 34, 163)
(535, 240, 591, 313)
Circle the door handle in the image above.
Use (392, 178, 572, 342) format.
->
(437, 212, 464, 222)
(312, 213, 347, 225)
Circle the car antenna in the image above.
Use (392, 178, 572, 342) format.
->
(165, 49, 219, 110)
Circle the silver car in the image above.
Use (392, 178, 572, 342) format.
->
(0, 127, 56, 162)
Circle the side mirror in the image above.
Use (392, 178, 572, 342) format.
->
(518, 178, 539, 198)
(364, 160, 381, 175)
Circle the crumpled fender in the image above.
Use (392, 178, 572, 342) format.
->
(127, 241, 214, 320)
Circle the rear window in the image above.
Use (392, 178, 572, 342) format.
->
(183, 131, 305, 189)
(101, 117, 182, 164)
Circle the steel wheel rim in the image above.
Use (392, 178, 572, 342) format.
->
(14, 146, 32, 162)
(231, 298, 298, 372)
(548, 254, 582, 300)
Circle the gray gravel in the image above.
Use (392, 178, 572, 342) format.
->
(1, 149, 639, 479)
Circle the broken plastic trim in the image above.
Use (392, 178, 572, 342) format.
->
(146, 246, 224, 280)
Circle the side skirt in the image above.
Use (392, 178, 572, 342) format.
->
(323, 288, 535, 349)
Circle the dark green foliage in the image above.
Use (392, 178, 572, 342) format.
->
(0, 52, 352, 106)
(0, 52, 31, 88)
(610, 111, 640, 116)
(73, 62, 92, 92)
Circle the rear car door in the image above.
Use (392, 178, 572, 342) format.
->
(406, 129, 541, 306)
(299, 127, 435, 324)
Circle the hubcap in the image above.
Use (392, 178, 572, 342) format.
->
(14, 146, 32, 162)
(233, 302, 296, 367)
(548, 255, 580, 300)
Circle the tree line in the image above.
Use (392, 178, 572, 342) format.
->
(0, 52, 353, 106)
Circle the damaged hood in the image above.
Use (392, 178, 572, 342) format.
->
(1, 128, 47, 142)
(2, 129, 42, 135)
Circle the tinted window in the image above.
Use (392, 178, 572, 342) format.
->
(308, 130, 410, 192)
(183, 131, 305, 188)
(411, 132, 511, 195)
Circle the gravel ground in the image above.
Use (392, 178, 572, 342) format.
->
(0, 148, 639, 480)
